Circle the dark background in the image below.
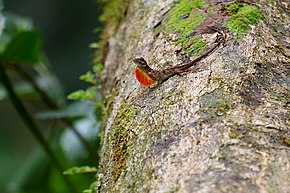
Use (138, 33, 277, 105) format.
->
(0, 0, 101, 192)
(4, 0, 100, 93)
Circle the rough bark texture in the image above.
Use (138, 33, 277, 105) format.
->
(98, 0, 290, 192)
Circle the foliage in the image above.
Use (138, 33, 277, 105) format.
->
(154, 0, 207, 58)
(162, 0, 206, 36)
(63, 166, 98, 175)
(67, 87, 98, 101)
(224, 4, 264, 39)
(0, 30, 41, 64)
(0, 5, 102, 193)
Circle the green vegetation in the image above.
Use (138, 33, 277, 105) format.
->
(155, 0, 208, 58)
(207, 5, 214, 14)
(226, 3, 240, 13)
(0, 0, 267, 192)
(0, 4, 103, 193)
(63, 166, 98, 175)
(0, 31, 41, 64)
(99, 0, 129, 26)
(110, 102, 137, 181)
(224, 4, 264, 39)
(180, 38, 208, 57)
(95, 0, 129, 63)
(161, 0, 206, 36)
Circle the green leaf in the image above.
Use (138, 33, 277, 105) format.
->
(3, 12, 33, 35)
(83, 190, 93, 193)
(67, 90, 86, 100)
(80, 71, 94, 83)
(67, 87, 97, 101)
(82, 181, 97, 193)
(63, 166, 97, 175)
(0, 12, 33, 54)
(0, 30, 42, 65)
(84, 87, 97, 100)
(89, 42, 99, 49)
(89, 181, 98, 189)
(92, 63, 103, 74)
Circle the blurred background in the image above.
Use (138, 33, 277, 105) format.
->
(0, 0, 102, 192)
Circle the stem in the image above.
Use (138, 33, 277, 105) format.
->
(0, 64, 78, 193)
(9, 63, 59, 109)
(8, 64, 97, 158)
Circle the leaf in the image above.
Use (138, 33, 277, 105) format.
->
(3, 12, 33, 35)
(67, 87, 98, 101)
(89, 42, 99, 49)
(84, 87, 97, 100)
(92, 63, 103, 74)
(0, 12, 33, 54)
(0, 30, 42, 65)
(82, 181, 97, 193)
(67, 90, 86, 100)
(80, 71, 94, 83)
(83, 190, 93, 193)
(63, 166, 97, 175)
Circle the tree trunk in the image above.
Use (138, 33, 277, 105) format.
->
(98, 0, 290, 192)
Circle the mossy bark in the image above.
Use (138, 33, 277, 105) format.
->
(98, 0, 290, 192)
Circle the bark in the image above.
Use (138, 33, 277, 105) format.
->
(98, 0, 290, 192)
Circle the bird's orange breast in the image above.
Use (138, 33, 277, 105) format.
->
(134, 66, 155, 87)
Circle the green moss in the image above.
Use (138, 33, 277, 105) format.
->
(164, 0, 206, 36)
(99, 0, 129, 24)
(226, 3, 240, 13)
(110, 102, 137, 181)
(191, 41, 207, 55)
(169, 0, 205, 18)
(207, 5, 214, 15)
(154, 0, 209, 58)
(180, 40, 207, 57)
(178, 35, 208, 57)
(224, 4, 264, 39)
(94, 0, 129, 63)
